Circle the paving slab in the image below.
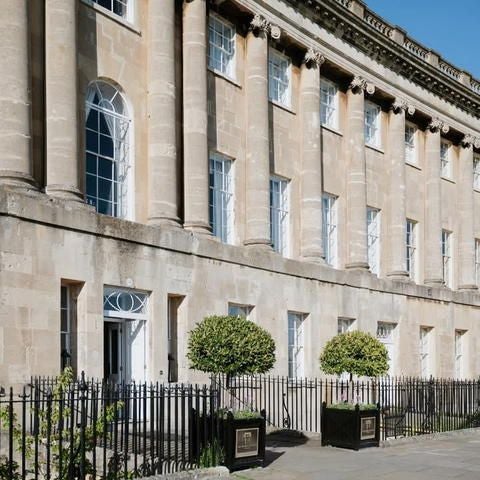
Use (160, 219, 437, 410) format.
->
(232, 430, 480, 480)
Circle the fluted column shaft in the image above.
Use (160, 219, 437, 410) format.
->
(387, 103, 409, 279)
(45, 0, 82, 201)
(300, 52, 325, 261)
(424, 123, 444, 286)
(0, 0, 35, 188)
(457, 138, 477, 290)
(244, 26, 271, 248)
(183, 0, 210, 234)
(148, 0, 180, 227)
(345, 81, 369, 270)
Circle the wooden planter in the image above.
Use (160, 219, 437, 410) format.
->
(321, 402, 380, 450)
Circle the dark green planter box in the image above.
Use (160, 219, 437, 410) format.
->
(321, 402, 380, 450)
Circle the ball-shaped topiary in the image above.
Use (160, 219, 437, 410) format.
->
(319, 330, 389, 378)
(187, 315, 276, 378)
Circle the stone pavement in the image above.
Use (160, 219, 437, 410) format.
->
(232, 430, 480, 480)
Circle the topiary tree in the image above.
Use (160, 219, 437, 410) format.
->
(187, 315, 276, 384)
(319, 331, 389, 380)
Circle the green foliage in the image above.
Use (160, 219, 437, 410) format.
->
(217, 408, 263, 420)
(319, 331, 389, 378)
(0, 368, 131, 480)
(187, 315, 276, 377)
(327, 403, 378, 411)
(199, 438, 224, 468)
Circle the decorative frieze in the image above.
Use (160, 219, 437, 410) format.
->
(250, 13, 281, 39)
(427, 118, 449, 134)
(391, 99, 415, 116)
(303, 48, 325, 68)
(348, 76, 375, 95)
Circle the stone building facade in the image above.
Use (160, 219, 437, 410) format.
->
(1, 0, 480, 387)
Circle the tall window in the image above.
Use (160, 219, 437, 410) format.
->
(208, 15, 235, 78)
(476, 239, 480, 286)
(377, 322, 396, 376)
(367, 208, 381, 275)
(269, 49, 291, 107)
(455, 330, 466, 379)
(474, 155, 480, 190)
(92, 0, 132, 21)
(85, 81, 131, 218)
(270, 177, 289, 255)
(320, 79, 339, 129)
(228, 303, 253, 320)
(405, 123, 417, 164)
(209, 154, 233, 243)
(61, 286, 72, 370)
(364, 101, 381, 148)
(288, 312, 305, 378)
(322, 194, 338, 267)
(406, 219, 417, 281)
(440, 140, 451, 178)
(442, 230, 452, 287)
(420, 327, 433, 378)
(337, 317, 355, 334)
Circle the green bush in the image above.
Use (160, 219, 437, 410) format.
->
(319, 331, 389, 378)
(187, 315, 276, 377)
(327, 403, 378, 411)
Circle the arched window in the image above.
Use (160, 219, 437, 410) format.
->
(85, 81, 131, 218)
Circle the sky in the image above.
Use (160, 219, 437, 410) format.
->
(364, 0, 480, 79)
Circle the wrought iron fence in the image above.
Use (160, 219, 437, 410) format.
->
(0, 374, 220, 479)
(213, 375, 480, 439)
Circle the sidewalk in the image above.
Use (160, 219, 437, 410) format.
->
(232, 430, 480, 480)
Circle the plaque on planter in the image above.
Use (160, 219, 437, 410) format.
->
(360, 416, 376, 440)
(235, 427, 259, 458)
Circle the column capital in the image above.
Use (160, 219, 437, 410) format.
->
(461, 134, 480, 149)
(249, 13, 281, 39)
(303, 48, 325, 69)
(348, 75, 375, 95)
(427, 117, 449, 134)
(391, 98, 415, 115)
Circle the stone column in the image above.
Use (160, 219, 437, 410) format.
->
(300, 49, 325, 261)
(45, 0, 83, 201)
(345, 76, 374, 270)
(244, 15, 272, 248)
(457, 135, 478, 290)
(424, 118, 448, 286)
(0, 0, 35, 188)
(386, 100, 415, 279)
(183, 0, 210, 234)
(147, 0, 180, 227)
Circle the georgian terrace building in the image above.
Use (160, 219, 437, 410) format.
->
(1, 0, 480, 387)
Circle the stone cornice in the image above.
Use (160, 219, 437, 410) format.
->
(280, 0, 480, 119)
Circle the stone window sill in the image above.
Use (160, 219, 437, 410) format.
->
(474, 188, 480, 194)
(208, 68, 242, 89)
(406, 161, 422, 171)
(366, 143, 384, 154)
(441, 176, 456, 184)
(321, 124, 343, 137)
(81, 0, 141, 36)
(269, 99, 296, 115)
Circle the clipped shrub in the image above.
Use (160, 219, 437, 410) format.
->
(319, 330, 389, 378)
(187, 315, 275, 378)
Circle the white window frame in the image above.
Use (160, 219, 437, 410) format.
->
(476, 239, 480, 286)
(455, 330, 466, 379)
(209, 153, 234, 243)
(420, 326, 433, 378)
(473, 155, 480, 190)
(85, 80, 133, 220)
(88, 0, 134, 22)
(406, 219, 418, 282)
(364, 101, 381, 148)
(208, 14, 236, 79)
(320, 79, 339, 129)
(268, 49, 291, 107)
(405, 122, 417, 164)
(270, 176, 289, 255)
(322, 193, 338, 267)
(442, 229, 452, 288)
(288, 312, 306, 378)
(440, 140, 452, 179)
(367, 207, 381, 275)
(337, 317, 355, 335)
(377, 322, 396, 376)
(228, 303, 253, 321)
